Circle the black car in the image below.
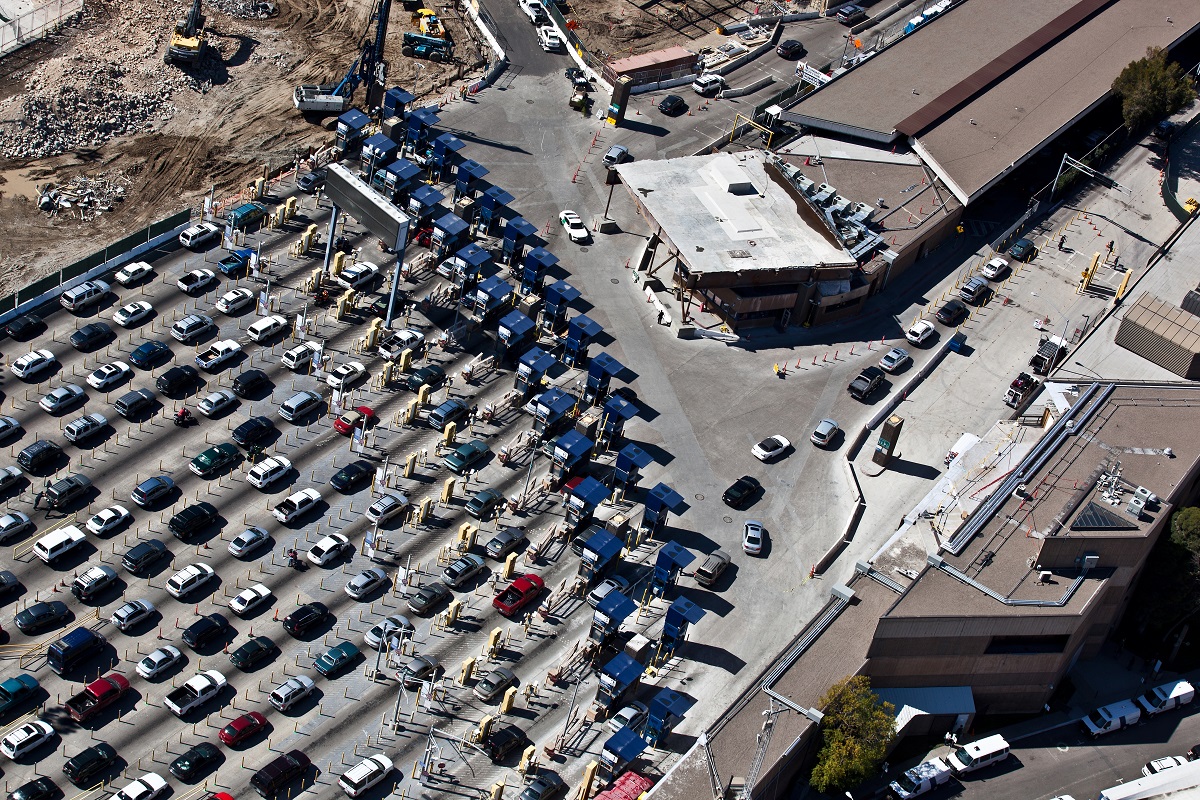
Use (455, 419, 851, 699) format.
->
(121, 539, 169, 575)
(9, 778, 59, 800)
(182, 613, 229, 649)
(658, 94, 686, 115)
(776, 38, 804, 58)
(330, 459, 373, 493)
(722, 475, 761, 509)
(935, 299, 968, 326)
(232, 416, 275, 448)
(297, 168, 327, 194)
(0, 569, 21, 598)
(15, 601, 69, 634)
(129, 340, 170, 369)
(62, 742, 117, 785)
(169, 501, 219, 539)
(169, 742, 221, 783)
(232, 369, 270, 398)
(156, 365, 200, 395)
(230, 635, 277, 670)
(405, 364, 446, 391)
(70, 322, 113, 352)
(6, 314, 44, 340)
(282, 602, 328, 637)
(485, 724, 527, 762)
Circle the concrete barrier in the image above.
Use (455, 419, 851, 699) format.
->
(720, 11, 818, 33)
(719, 75, 775, 99)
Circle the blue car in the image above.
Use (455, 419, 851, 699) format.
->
(0, 674, 39, 717)
(314, 642, 359, 677)
(130, 340, 171, 369)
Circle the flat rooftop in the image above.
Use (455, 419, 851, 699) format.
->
(615, 151, 857, 276)
(888, 384, 1200, 620)
(788, 0, 1200, 204)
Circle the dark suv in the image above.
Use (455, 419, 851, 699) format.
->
(405, 365, 446, 391)
(232, 369, 270, 398)
(62, 742, 117, 785)
(122, 539, 169, 575)
(157, 365, 200, 396)
(232, 416, 275, 448)
(485, 724, 527, 762)
(282, 602, 328, 638)
(182, 613, 229, 649)
(169, 502, 219, 539)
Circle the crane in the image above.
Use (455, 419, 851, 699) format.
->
(293, 0, 393, 114)
(165, 0, 207, 65)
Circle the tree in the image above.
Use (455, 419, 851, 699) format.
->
(1111, 47, 1196, 131)
(1170, 506, 1200, 554)
(809, 675, 896, 792)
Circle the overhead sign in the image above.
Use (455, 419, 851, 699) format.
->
(326, 163, 413, 251)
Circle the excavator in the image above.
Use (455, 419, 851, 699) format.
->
(165, 0, 207, 65)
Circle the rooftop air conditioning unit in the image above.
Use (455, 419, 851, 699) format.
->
(1135, 486, 1157, 504)
(1125, 496, 1146, 519)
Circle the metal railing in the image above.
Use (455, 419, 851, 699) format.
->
(0, 0, 83, 58)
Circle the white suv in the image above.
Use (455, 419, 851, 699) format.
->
(247, 456, 291, 489)
(269, 676, 316, 712)
(0, 720, 54, 758)
(166, 564, 216, 598)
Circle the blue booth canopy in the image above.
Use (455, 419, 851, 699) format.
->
(648, 483, 685, 512)
(499, 310, 535, 340)
(519, 346, 557, 374)
(555, 430, 593, 461)
(598, 590, 637, 622)
(601, 652, 644, 686)
(409, 184, 444, 210)
(570, 476, 611, 507)
(434, 212, 469, 238)
(456, 242, 491, 268)
(476, 275, 513, 304)
(584, 529, 622, 562)
(604, 726, 648, 763)
(659, 540, 696, 570)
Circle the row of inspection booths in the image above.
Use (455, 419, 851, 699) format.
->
(332, 86, 709, 781)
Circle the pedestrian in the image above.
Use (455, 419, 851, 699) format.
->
(657, 309, 665, 324)
(1058, 234, 1066, 251)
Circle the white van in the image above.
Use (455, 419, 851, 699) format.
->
(946, 734, 1009, 775)
(33, 525, 88, 564)
(247, 315, 287, 343)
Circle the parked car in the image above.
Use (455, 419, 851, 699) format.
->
(751, 435, 789, 462)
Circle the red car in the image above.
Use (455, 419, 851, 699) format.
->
(218, 711, 267, 746)
(333, 405, 375, 436)
(493, 574, 545, 616)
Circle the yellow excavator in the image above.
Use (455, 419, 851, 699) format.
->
(165, 0, 207, 64)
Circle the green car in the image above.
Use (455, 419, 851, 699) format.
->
(169, 742, 221, 783)
(0, 673, 38, 717)
(189, 442, 239, 478)
(442, 439, 490, 474)
(229, 635, 276, 671)
(315, 641, 360, 677)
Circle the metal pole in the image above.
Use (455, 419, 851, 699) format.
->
(385, 218, 411, 329)
(322, 206, 341, 276)
(603, 179, 616, 219)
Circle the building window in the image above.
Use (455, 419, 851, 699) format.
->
(984, 635, 1069, 655)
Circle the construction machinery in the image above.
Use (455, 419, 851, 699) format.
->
(401, 31, 451, 61)
(294, 0, 393, 113)
(414, 8, 444, 38)
(166, 0, 207, 64)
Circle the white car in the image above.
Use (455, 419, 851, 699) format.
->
(326, 361, 366, 390)
(39, 384, 85, 413)
(177, 268, 217, 294)
(0, 720, 55, 759)
(269, 675, 316, 712)
(587, 575, 629, 608)
(751, 435, 790, 462)
(742, 520, 765, 555)
(1144, 756, 1188, 777)
(339, 755, 393, 798)
(247, 456, 292, 489)
(336, 262, 379, 290)
(114, 260, 154, 286)
(136, 645, 184, 679)
(114, 773, 168, 800)
(980, 256, 1009, 280)
(228, 525, 271, 557)
(86, 504, 131, 536)
(274, 487, 321, 522)
(198, 389, 238, 418)
(87, 360, 131, 390)
(559, 210, 588, 243)
(607, 701, 648, 733)
(878, 347, 911, 373)
(308, 533, 352, 566)
(216, 287, 256, 314)
(179, 222, 221, 250)
(166, 564, 216, 598)
(11, 349, 56, 379)
(113, 301, 154, 328)
(0, 416, 20, 439)
(905, 319, 935, 346)
(229, 583, 272, 617)
(110, 598, 156, 632)
(345, 567, 389, 599)
(366, 493, 408, 525)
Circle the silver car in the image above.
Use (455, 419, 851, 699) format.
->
(345, 568, 389, 600)
(227, 526, 270, 557)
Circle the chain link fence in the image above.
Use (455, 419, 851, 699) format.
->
(0, 0, 83, 58)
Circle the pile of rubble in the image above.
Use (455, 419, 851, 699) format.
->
(36, 170, 132, 221)
(1, 62, 177, 160)
(208, 0, 278, 19)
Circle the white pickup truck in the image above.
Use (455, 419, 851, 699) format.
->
(195, 339, 242, 371)
(889, 757, 952, 800)
(164, 670, 226, 716)
(519, 0, 547, 23)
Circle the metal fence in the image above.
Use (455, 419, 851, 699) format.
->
(544, 2, 607, 74)
(0, 0, 84, 58)
(2, 209, 191, 312)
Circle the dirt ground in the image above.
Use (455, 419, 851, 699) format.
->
(0, 0, 773, 298)
(0, 0, 486, 296)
